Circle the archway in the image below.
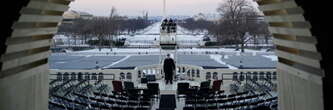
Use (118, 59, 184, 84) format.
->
(0, 0, 328, 110)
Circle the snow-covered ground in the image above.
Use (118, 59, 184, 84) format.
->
(210, 55, 238, 69)
(66, 47, 275, 58)
(72, 48, 273, 53)
(56, 22, 275, 57)
(121, 22, 204, 46)
(262, 55, 278, 61)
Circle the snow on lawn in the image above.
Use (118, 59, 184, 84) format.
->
(177, 48, 273, 53)
(210, 55, 238, 69)
(73, 48, 160, 53)
(140, 22, 192, 35)
(102, 55, 131, 69)
(262, 55, 278, 61)
(63, 23, 274, 55)
(71, 48, 275, 55)
(123, 22, 204, 46)
(142, 23, 161, 34)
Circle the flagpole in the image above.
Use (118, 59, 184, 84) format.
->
(163, 0, 166, 18)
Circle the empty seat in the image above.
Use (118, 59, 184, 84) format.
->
(187, 70, 191, 77)
(98, 72, 104, 81)
(212, 80, 223, 91)
(125, 72, 132, 80)
(259, 72, 266, 80)
(56, 72, 62, 81)
(233, 72, 238, 81)
(92, 73, 98, 80)
(77, 72, 83, 81)
(177, 82, 190, 99)
(146, 75, 156, 82)
(146, 83, 159, 99)
(272, 72, 277, 80)
(112, 80, 124, 93)
(192, 69, 196, 77)
(246, 72, 252, 80)
(239, 72, 245, 81)
(120, 72, 125, 80)
(71, 72, 76, 80)
(141, 77, 148, 83)
(266, 72, 272, 81)
(63, 72, 70, 81)
(84, 72, 90, 80)
(196, 69, 200, 78)
(138, 70, 142, 78)
(213, 72, 218, 80)
(198, 83, 212, 98)
(253, 72, 258, 81)
(124, 81, 135, 90)
(206, 72, 211, 80)
(124, 81, 139, 99)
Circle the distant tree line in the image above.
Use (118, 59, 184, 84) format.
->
(57, 9, 152, 51)
(179, 18, 214, 33)
(180, 0, 271, 52)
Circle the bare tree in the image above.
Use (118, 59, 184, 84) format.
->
(90, 17, 113, 51)
(217, 0, 250, 23)
(57, 7, 153, 50)
(217, 0, 258, 52)
(110, 6, 117, 19)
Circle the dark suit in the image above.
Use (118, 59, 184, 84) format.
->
(163, 57, 175, 84)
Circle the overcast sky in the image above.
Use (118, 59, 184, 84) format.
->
(69, 0, 258, 17)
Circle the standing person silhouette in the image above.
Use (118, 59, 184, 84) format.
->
(167, 19, 173, 33)
(161, 19, 168, 31)
(163, 54, 175, 84)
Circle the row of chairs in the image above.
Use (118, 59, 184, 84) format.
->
(49, 80, 156, 110)
(50, 92, 152, 110)
(50, 80, 108, 109)
(50, 76, 105, 97)
(176, 80, 278, 110)
(230, 72, 277, 96)
(112, 81, 160, 100)
(233, 72, 277, 82)
(177, 80, 223, 100)
(56, 72, 104, 81)
(183, 91, 277, 110)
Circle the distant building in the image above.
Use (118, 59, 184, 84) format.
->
(193, 13, 220, 22)
(78, 11, 94, 20)
(61, 10, 93, 24)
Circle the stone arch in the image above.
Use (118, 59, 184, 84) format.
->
(126, 72, 132, 79)
(85, 72, 90, 80)
(196, 69, 200, 78)
(78, 72, 83, 81)
(206, 72, 211, 80)
(0, 0, 328, 109)
(191, 69, 195, 77)
(57, 72, 62, 80)
(138, 70, 142, 78)
(187, 70, 191, 78)
(70, 72, 76, 80)
(91, 73, 98, 80)
(98, 72, 104, 81)
(120, 72, 125, 80)
(63, 72, 69, 81)
(213, 72, 218, 80)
